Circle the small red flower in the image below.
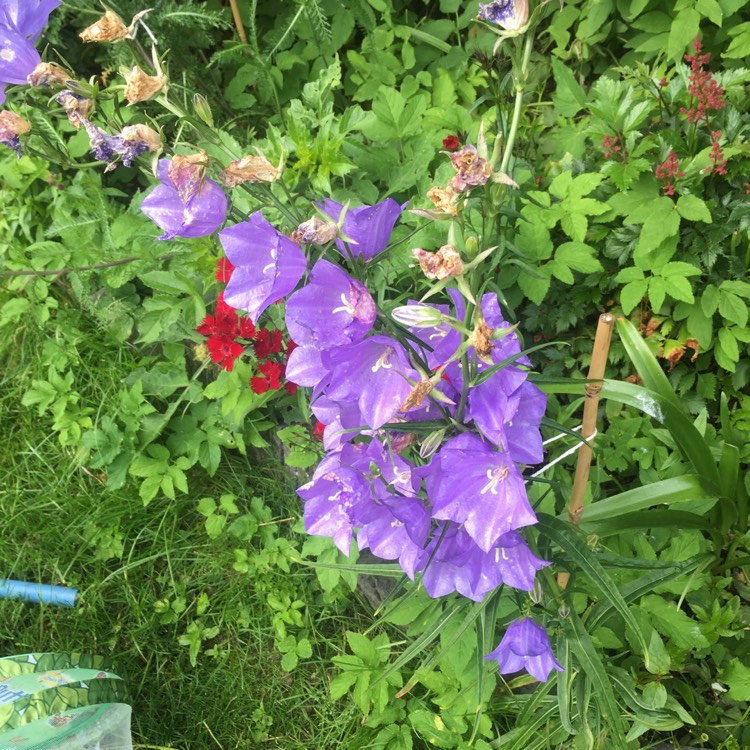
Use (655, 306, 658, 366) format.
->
(197, 294, 240, 337)
(312, 421, 326, 440)
(238, 316, 256, 339)
(655, 150, 685, 196)
(254, 328, 284, 359)
(285, 382, 298, 395)
(206, 334, 244, 371)
(442, 135, 460, 151)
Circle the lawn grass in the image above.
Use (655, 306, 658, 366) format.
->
(0, 315, 365, 749)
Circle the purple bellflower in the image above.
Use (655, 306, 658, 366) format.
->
(141, 158, 227, 241)
(0, 0, 60, 105)
(322, 335, 419, 430)
(319, 198, 406, 261)
(416, 525, 548, 602)
(1, 1, 61, 41)
(424, 433, 537, 552)
(285, 259, 376, 348)
(485, 617, 563, 682)
(221, 212, 307, 324)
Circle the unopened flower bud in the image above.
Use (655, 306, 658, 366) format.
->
(291, 216, 338, 246)
(412, 245, 464, 280)
(193, 93, 214, 127)
(123, 66, 166, 105)
(420, 428, 446, 459)
(80, 10, 131, 43)
(219, 154, 279, 187)
(0, 110, 30, 157)
(529, 578, 544, 605)
(392, 304, 444, 329)
(27, 63, 70, 88)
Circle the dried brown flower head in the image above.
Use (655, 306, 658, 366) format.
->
(399, 379, 434, 412)
(0, 110, 30, 138)
(123, 66, 166, 105)
(27, 63, 70, 88)
(426, 185, 458, 215)
(80, 10, 130, 43)
(168, 151, 208, 203)
(291, 216, 339, 246)
(470, 320, 495, 363)
(448, 145, 491, 192)
(219, 154, 279, 187)
(121, 123, 161, 153)
(412, 244, 464, 280)
(56, 91, 93, 130)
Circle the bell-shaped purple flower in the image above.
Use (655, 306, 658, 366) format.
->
(286, 345, 328, 388)
(485, 618, 563, 683)
(323, 335, 419, 430)
(285, 259, 376, 348)
(220, 212, 306, 324)
(297, 448, 374, 555)
(319, 198, 406, 261)
(0, 26, 40, 104)
(425, 433, 536, 552)
(502, 381, 547, 465)
(416, 525, 547, 601)
(1, 1, 61, 42)
(141, 159, 227, 241)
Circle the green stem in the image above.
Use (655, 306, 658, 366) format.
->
(499, 31, 535, 176)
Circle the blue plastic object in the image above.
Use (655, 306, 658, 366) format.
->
(0, 579, 78, 607)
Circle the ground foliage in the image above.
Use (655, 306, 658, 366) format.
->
(1, 0, 750, 748)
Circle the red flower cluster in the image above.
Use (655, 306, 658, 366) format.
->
(680, 36, 726, 126)
(601, 134, 626, 161)
(679, 35, 727, 177)
(197, 256, 297, 394)
(655, 150, 685, 196)
(442, 135, 460, 151)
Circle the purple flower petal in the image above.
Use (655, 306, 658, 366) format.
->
(285, 259, 376, 348)
(319, 198, 407, 261)
(221, 212, 306, 323)
(141, 158, 227, 241)
(1, 0, 61, 41)
(425, 433, 536, 552)
(0, 26, 41, 85)
(485, 618, 563, 682)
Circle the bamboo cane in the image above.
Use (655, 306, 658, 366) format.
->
(228, 0, 248, 44)
(557, 313, 615, 590)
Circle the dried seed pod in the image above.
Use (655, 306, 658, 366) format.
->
(80, 10, 130, 43)
(219, 154, 279, 187)
(412, 244, 464, 280)
(123, 66, 166, 105)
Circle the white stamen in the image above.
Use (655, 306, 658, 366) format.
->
(480, 466, 509, 495)
(371, 351, 393, 372)
(332, 292, 355, 316)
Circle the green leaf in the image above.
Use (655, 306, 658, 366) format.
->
(701, 285, 720, 316)
(723, 22, 750, 59)
(663, 275, 694, 304)
(675, 194, 712, 222)
(640, 595, 710, 650)
(721, 658, 750, 701)
(346, 632, 380, 667)
(551, 58, 588, 116)
(668, 8, 701, 60)
(718, 290, 749, 327)
(556, 242, 603, 273)
(620, 279, 649, 314)
(649, 276, 666, 313)
(139, 271, 195, 296)
(538, 515, 650, 663)
(718, 327, 740, 363)
(409, 710, 455, 749)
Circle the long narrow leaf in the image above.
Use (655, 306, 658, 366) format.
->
(582, 510, 711, 537)
(565, 611, 628, 749)
(537, 515, 650, 663)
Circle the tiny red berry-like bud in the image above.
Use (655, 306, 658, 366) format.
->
(442, 135, 460, 151)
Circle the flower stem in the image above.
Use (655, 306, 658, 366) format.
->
(499, 31, 534, 176)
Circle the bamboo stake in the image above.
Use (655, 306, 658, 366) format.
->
(557, 313, 615, 590)
(228, 0, 248, 44)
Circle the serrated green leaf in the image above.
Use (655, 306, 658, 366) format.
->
(620, 279, 649, 314)
(721, 658, 750, 700)
(640, 595, 710, 650)
(675, 194, 712, 222)
(718, 291, 748, 327)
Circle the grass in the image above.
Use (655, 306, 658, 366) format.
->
(0, 313, 366, 749)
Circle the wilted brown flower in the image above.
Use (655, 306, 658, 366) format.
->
(449, 145, 491, 192)
(470, 320, 495, 363)
(56, 90, 93, 130)
(291, 216, 338, 246)
(219, 154, 279, 187)
(399, 379, 434, 412)
(0, 110, 30, 138)
(27, 63, 70, 88)
(168, 151, 208, 203)
(123, 66, 166, 105)
(121, 123, 161, 153)
(412, 244, 464, 280)
(426, 185, 458, 215)
(80, 10, 130, 43)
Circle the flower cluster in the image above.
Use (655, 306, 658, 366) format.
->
(196, 257, 297, 395)
(600, 134, 626, 162)
(655, 150, 685, 196)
